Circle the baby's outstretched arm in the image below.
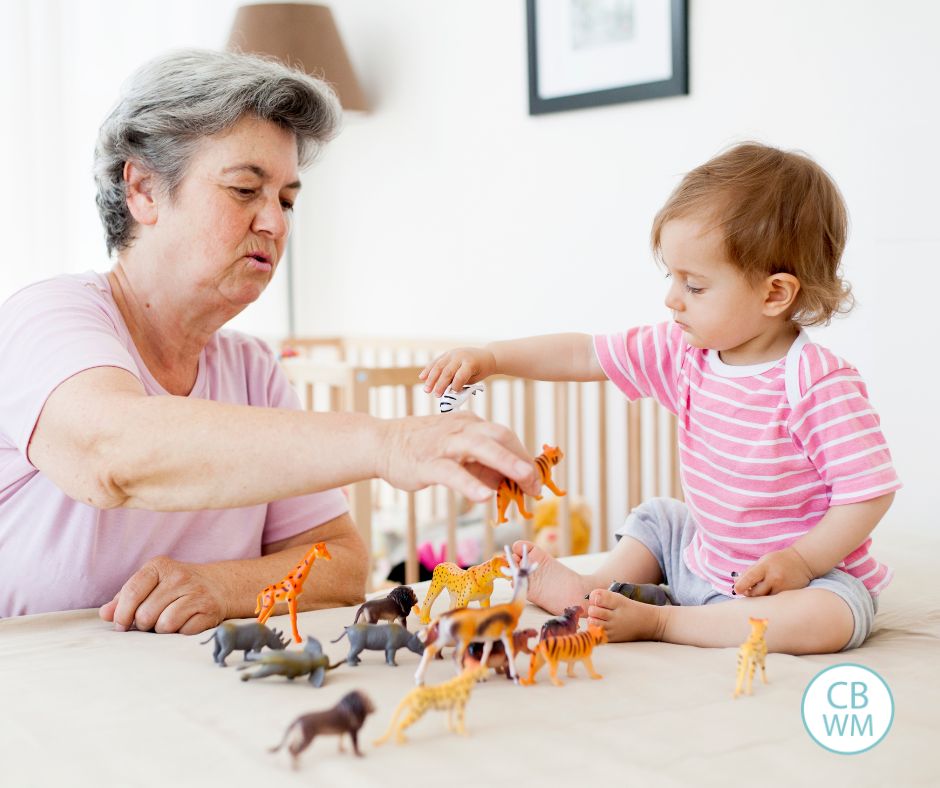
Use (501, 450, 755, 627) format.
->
(420, 334, 604, 397)
(733, 493, 895, 597)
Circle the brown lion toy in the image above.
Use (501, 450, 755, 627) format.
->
(269, 690, 376, 768)
(353, 585, 418, 629)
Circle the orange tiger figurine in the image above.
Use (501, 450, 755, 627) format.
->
(255, 542, 332, 644)
(522, 624, 607, 687)
(495, 444, 565, 525)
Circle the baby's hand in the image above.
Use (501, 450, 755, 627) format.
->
(420, 347, 497, 397)
(733, 547, 815, 597)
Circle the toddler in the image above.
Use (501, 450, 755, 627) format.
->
(420, 143, 899, 654)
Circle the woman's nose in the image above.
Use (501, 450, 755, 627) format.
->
(252, 195, 289, 240)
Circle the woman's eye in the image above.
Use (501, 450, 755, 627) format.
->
(232, 187, 256, 197)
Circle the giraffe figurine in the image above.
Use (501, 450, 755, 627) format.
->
(255, 542, 332, 644)
(733, 617, 769, 698)
(373, 665, 490, 746)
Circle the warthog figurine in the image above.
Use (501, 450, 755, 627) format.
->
(331, 622, 425, 666)
(201, 622, 289, 667)
(238, 637, 342, 687)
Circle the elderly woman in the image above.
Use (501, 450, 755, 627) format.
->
(0, 50, 538, 632)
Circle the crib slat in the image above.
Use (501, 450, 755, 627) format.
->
(627, 400, 642, 511)
(554, 382, 572, 556)
(483, 394, 496, 559)
(404, 386, 418, 585)
(522, 380, 536, 543)
(598, 382, 608, 551)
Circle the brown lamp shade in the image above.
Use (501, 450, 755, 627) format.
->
(227, 3, 367, 111)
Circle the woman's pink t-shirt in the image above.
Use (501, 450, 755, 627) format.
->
(0, 272, 348, 616)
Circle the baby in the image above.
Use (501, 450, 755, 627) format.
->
(421, 142, 900, 655)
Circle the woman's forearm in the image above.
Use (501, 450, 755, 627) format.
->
(485, 333, 605, 381)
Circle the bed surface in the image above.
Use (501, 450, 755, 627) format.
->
(2, 527, 937, 787)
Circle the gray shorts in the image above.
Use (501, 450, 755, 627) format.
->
(615, 497, 878, 651)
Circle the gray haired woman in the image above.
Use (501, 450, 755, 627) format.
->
(0, 49, 538, 631)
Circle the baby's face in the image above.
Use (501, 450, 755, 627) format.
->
(659, 217, 770, 356)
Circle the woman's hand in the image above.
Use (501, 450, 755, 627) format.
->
(99, 556, 228, 634)
(420, 346, 497, 397)
(732, 547, 815, 597)
(376, 412, 540, 502)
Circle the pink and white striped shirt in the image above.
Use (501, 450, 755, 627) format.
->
(594, 322, 900, 597)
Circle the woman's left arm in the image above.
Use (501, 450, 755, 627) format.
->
(98, 512, 368, 634)
(733, 493, 895, 597)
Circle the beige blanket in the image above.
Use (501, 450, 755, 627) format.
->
(2, 528, 938, 787)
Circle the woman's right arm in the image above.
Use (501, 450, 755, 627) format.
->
(420, 333, 605, 397)
(28, 366, 541, 512)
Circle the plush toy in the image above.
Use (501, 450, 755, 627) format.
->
(533, 497, 592, 556)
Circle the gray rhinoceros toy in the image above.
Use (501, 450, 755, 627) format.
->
(331, 622, 425, 666)
(237, 637, 342, 688)
(201, 621, 290, 667)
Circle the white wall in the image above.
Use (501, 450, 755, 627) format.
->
(1, 0, 936, 529)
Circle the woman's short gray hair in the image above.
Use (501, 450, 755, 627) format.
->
(94, 48, 341, 255)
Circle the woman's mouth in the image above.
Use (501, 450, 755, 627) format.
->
(245, 252, 273, 273)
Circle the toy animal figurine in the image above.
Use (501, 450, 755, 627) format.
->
(238, 636, 342, 688)
(438, 383, 484, 413)
(255, 542, 331, 643)
(200, 621, 289, 667)
(522, 625, 608, 687)
(414, 545, 538, 685)
(461, 628, 538, 679)
(373, 665, 490, 746)
(584, 582, 679, 606)
(539, 605, 585, 641)
(411, 553, 510, 625)
(733, 617, 769, 698)
(269, 690, 376, 768)
(353, 585, 418, 628)
(495, 445, 566, 525)
(331, 622, 425, 666)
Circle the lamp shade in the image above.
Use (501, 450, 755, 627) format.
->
(227, 3, 367, 110)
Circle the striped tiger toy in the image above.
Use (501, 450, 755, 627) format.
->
(522, 624, 607, 687)
(495, 444, 565, 525)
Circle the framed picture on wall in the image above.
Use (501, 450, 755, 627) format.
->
(526, 0, 688, 115)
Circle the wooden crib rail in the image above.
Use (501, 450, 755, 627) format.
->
(280, 342, 681, 588)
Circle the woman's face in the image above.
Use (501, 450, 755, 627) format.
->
(154, 114, 301, 311)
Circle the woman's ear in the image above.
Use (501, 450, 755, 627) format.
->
(762, 272, 800, 317)
(123, 160, 159, 226)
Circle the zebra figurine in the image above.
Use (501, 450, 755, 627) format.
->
(438, 383, 485, 414)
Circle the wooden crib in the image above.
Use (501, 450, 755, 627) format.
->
(280, 336, 682, 588)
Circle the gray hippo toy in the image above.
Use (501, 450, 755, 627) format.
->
(201, 622, 289, 667)
(331, 622, 425, 666)
(237, 636, 342, 687)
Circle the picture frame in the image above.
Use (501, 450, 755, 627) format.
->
(526, 0, 689, 115)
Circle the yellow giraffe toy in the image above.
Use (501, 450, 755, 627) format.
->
(733, 617, 769, 698)
(411, 553, 510, 625)
(373, 665, 490, 745)
(255, 542, 332, 644)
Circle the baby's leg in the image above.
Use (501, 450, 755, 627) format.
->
(512, 535, 662, 616)
(587, 586, 854, 653)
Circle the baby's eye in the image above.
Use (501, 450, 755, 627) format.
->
(685, 284, 704, 294)
(281, 199, 295, 211)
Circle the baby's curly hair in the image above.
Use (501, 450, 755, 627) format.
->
(651, 142, 853, 326)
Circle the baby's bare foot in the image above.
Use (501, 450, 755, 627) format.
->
(512, 540, 591, 615)
(586, 588, 668, 643)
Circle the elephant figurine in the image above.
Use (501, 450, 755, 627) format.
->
(331, 623, 425, 666)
